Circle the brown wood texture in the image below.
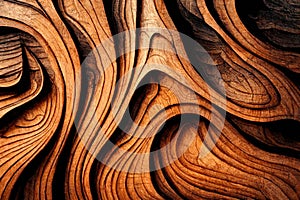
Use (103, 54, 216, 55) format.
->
(0, 0, 299, 199)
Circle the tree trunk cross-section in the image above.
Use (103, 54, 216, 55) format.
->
(0, 0, 299, 199)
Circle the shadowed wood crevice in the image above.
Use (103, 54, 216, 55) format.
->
(236, 0, 300, 50)
(230, 116, 300, 156)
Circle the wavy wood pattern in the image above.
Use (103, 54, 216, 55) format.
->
(0, 0, 299, 199)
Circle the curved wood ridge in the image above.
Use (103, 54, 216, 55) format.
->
(0, 0, 299, 199)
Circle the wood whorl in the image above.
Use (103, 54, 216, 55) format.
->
(0, 0, 299, 199)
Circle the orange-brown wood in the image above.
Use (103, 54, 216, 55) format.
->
(0, 0, 299, 199)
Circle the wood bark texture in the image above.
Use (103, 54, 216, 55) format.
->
(0, 0, 299, 199)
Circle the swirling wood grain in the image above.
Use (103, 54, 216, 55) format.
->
(0, 0, 299, 199)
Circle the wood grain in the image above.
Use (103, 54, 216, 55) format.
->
(0, 0, 299, 199)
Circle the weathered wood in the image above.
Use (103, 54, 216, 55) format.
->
(0, 0, 299, 199)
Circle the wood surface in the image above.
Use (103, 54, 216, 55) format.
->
(0, 0, 299, 199)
